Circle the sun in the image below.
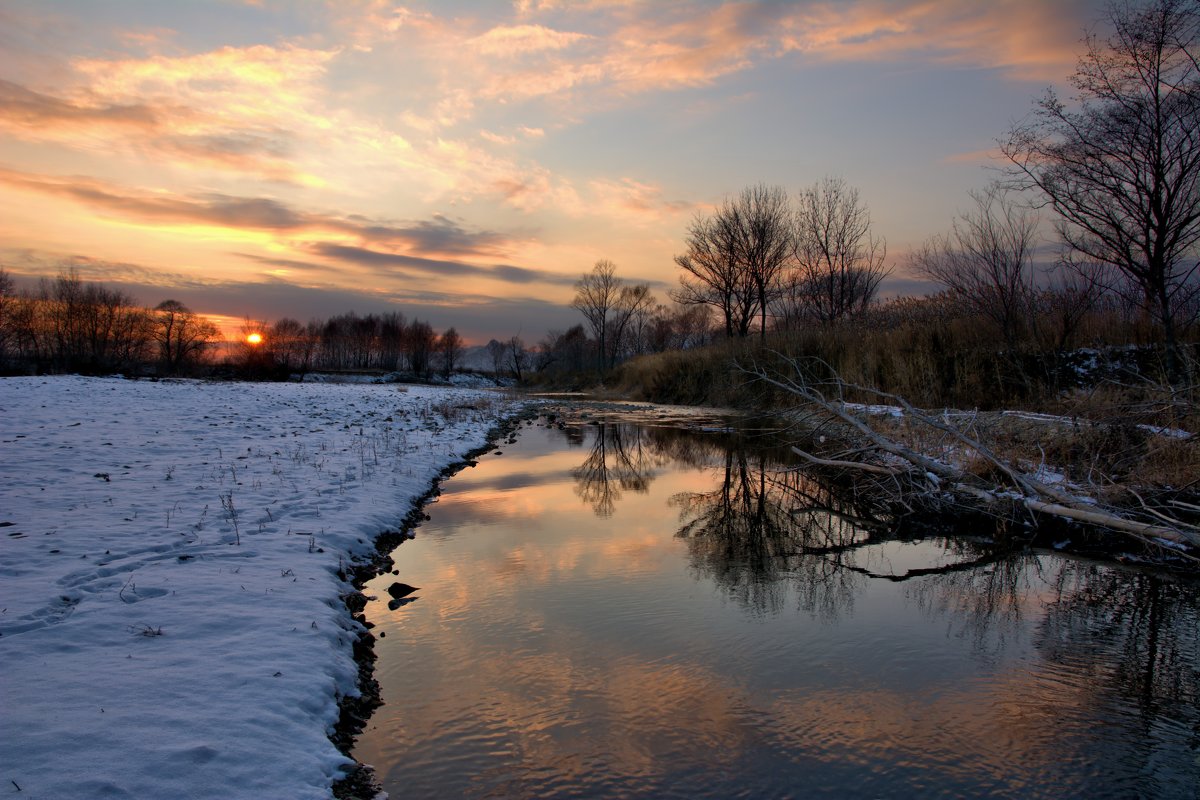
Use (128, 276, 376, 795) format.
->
(246, 332, 264, 345)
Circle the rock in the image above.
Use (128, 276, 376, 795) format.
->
(386, 582, 419, 599)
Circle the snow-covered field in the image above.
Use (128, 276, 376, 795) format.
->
(0, 376, 520, 799)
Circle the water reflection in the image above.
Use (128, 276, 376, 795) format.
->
(357, 418, 1200, 799)
(570, 424, 669, 517)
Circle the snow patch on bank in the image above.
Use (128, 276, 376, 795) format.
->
(0, 376, 521, 799)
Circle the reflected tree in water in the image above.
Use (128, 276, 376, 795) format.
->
(908, 550, 1048, 659)
(570, 424, 669, 517)
(1039, 565, 1200, 729)
(669, 446, 901, 618)
(911, 551, 1200, 790)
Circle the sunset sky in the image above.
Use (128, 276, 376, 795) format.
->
(0, 0, 1108, 343)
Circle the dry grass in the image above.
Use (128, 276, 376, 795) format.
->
(612, 297, 1197, 411)
(860, 403, 1198, 499)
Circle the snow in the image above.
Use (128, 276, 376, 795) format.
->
(1136, 423, 1194, 440)
(1031, 465, 1067, 485)
(841, 402, 903, 418)
(1000, 409, 1194, 441)
(0, 376, 522, 799)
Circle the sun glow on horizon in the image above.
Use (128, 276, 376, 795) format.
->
(245, 332, 264, 345)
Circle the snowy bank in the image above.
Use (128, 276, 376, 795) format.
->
(0, 376, 521, 799)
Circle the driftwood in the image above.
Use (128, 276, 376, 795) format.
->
(743, 356, 1200, 559)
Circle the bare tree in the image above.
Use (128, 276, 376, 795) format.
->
(507, 335, 529, 382)
(0, 268, 13, 366)
(438, 326, 463, 378)
(672, 211, 758, 338)
(727, 184, 794, 339)
(571, 259, 622, 370)
(910, 183, 1038, 352)
(791, 176, 890, 325)
(486, 338, 507, 375)
(608, 282, 655, 364)
(405, 319, 436, 378)
(377, 311, 406, 371)
(1002, 0, 1200, 380)
(269, 317, 307, 373)
(538, 325, 590, 375)
(237, 317, 271, 375)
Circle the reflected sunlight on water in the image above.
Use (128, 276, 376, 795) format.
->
(355, 418, 1200, 799)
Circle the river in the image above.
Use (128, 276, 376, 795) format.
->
(353, 411, 1200, 799)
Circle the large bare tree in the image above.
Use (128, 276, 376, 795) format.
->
(608, 283, 656, 363)
(1002, 0, 1200, 380)
(727, 184, 794, 339)
(672, 211, 758, 338)
(571, 259, 622, 370)
(910, 182, 1039, 352)
(438, 326, 464, 378)
(571, 259, 653, 370)
(791, 176, 889, 325)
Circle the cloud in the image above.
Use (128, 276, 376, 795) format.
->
(0, 78, 160, 130)
(775, 0, 1088, 81)
(471, 24, 590, 57)
(394, 0, 1092, 123)
(0, 165, 512, 257)
(480, 130, 516, 145)
(588, 177, 697, 224)
(309, 243, 579, 287)
(0, 77, 311, 183)
(0, 39, 342, 183)
(2, 246, 579, 342)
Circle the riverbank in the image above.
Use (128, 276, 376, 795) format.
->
(331, 405, 540, 799)
(0, 376, 524, 799)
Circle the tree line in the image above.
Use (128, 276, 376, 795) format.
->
(248, 313, 464, 379)
(563, 0, 1198, 386)
(672, 177, 890, 340)
(0, 269, 475, 380)
(0, 270, 220, 375)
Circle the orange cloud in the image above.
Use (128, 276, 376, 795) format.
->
(455, 1, 1089, 112)
(776, 1, 1084, 81)
(0, 166, 514, 258)
(471, 24, 590, 57)
(0, 39, 340, 185)
(588, 177, 697, 225)
(0, 78, 160, 132)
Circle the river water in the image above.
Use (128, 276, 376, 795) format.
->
(354, 414, 1200, 799)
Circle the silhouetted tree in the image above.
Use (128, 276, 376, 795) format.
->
(405, 319, 436, 378)
(571, 259, 622, 370)
(438, 326, 463, 378)
(486, 338, 507, 375)
(729, 184, 794, 339)
(154, 299, 220, 374)
(377, 311, 406, 371)
(1002, 0, 1200, 380)
(0, 268, 13, 368)
(537, 325, 591, 375)
(237, 317, 273, 376)
(609, 282, 655, 364)
(673, 211, 758, 338)
(911, 183, 1038, 352)
(507, 335, 529, 382)
(790, 176, 889, 325)
(269, 317, 306, 373)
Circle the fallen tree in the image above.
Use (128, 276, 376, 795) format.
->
(741, 355, 1200, 566)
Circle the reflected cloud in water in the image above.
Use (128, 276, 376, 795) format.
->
(356, 417, 1200, 799)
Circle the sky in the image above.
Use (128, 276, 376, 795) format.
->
(0, 0, 1110, 344)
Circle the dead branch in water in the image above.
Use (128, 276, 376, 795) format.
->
(740, 354, 1200, 561)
